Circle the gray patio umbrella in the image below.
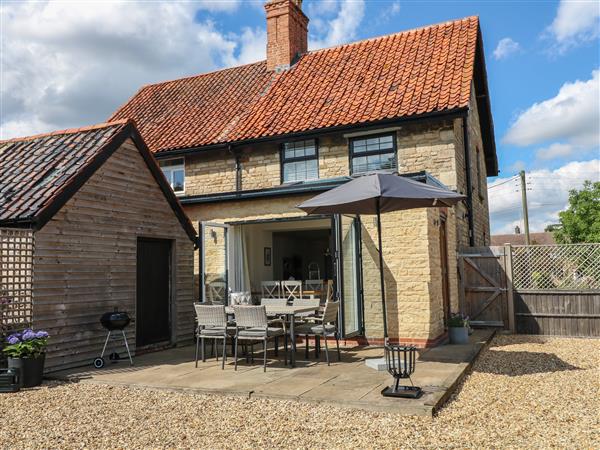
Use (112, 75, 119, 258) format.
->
(297, 172, 465, 340)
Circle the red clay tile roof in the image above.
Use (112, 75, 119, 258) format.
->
(0, 120, 196, 240)
(110, 16, 480, 153)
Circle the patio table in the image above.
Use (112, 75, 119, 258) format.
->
(226, 305, 317, 368)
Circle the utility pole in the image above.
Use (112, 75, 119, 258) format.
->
(519, 170, 530, 245)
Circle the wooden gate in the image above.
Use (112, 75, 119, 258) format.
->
(458, 246, 513, 330)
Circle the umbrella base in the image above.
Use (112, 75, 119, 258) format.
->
(381, 385, 423, 399)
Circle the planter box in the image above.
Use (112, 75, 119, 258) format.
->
(449, 327, 469, 345)
(8, 354, 45, 388)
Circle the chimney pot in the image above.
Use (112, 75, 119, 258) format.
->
(264, 0, 309, 71)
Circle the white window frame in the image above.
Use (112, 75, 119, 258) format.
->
(159, 157, 185, 195)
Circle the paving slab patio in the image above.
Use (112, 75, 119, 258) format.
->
(49, 329, 494, 416)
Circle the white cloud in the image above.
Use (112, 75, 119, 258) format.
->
(508, 160, 527, 172)
(196, 0, 242, 12)
(488, 159, 600, 233)
(535, 143, 577, 160)
(547, 0, 600, 52)
(0, 0, 252, 139)
(309, 0, 366, 50)
(226, 27, 267, 65)
(504, 70, 600, 149)
(493, 37, 521, 60)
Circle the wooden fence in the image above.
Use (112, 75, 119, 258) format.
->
(459, 244, 600, 337)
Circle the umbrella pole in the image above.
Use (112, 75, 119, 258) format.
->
(376, 200, 388, 341)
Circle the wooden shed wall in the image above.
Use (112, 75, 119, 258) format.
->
(33, 139, 195, 371)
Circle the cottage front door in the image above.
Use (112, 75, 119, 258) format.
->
(200, 222, 230, 304)
(334, 214, 364, 338)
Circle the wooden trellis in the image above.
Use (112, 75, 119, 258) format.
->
(1, 228, 34, 336)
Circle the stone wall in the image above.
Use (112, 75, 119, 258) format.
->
(185, 150, 236, 195)
(467, 82, 491, 246)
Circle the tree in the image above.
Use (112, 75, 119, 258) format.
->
(553, 181, 600, 244)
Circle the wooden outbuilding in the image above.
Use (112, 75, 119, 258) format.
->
(0, 120, 197, 371)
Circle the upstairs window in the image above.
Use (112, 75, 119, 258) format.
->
(159, 157, 185, 194)
(281, 139, 319, 183)
(350, 134, 397, 174)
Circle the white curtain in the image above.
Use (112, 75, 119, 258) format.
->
(230, 226, 250, 293)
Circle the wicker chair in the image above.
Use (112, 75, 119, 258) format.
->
(291, 297, 320, 321)
(194, 303, 235, 370)
(293, 301, 341, 365)
(261, 281, 281, 299)
(260, 298, 288, 307)
(232, 305, 286, 372)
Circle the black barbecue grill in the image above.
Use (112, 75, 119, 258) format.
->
(93, 310, 133, 369)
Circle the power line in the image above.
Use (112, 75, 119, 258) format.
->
(488, 175, 519, 189)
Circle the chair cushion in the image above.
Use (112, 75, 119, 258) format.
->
(200, 326, 235, 336)
(294, 323, 336, 335)
(238, 327, 285, 338)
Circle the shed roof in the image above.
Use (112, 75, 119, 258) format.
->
(0, 120, 197, 242)
(490, 232, 557, 246)
(109, 16, 496, 174)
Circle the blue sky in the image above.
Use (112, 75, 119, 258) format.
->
(1, 0, 599, 234)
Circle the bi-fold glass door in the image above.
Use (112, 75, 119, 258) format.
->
(333, 214, 364, 338)
(200, 222, 229, 304)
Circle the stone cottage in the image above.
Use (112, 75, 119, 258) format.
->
(110, 0, 498, 347)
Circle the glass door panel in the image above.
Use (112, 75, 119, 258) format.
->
(201, 222, 229, 305)
(335, 214, 363, 337)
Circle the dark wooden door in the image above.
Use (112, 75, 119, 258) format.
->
(458, 247, 509, 328)
(136, 238, 171, 346)
(439, 217, 451, 326)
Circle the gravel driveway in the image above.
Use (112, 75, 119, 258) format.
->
(1, 335, 598, 449)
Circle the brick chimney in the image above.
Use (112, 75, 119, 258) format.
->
(264, 0, 309, 72)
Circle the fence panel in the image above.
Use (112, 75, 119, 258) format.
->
(512, 243, 600, 290)
(511, 243, 600, 337)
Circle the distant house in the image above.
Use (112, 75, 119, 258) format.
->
(109, 1, 499, 346)
(0, 120, 196, 370)
(491, 232, 556, 246)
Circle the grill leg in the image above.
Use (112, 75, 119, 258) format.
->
(100, 331, 111, 359)
(121, 330, 133, 365)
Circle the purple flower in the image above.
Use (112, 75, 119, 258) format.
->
(22, 330, 36, 341)
(6, 335, 20, 345)
(35, 331, 49, 339)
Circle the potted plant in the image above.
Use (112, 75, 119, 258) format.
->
(448, 313, 469, 345)
(3, 329, 49, 388)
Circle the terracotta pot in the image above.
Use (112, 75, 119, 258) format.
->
(8, 354, 45, 388)
(448, 327, 469, 345)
